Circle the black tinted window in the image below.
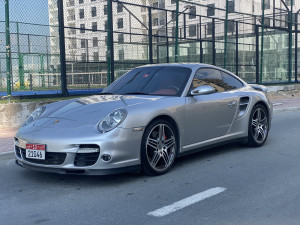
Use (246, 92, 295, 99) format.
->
(221, 72, 243, 90)
(103, 66, 191, 96)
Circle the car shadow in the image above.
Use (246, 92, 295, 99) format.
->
(18, 142, 248, 187)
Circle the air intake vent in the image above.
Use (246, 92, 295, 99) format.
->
(238, 97, 250, 117)
(74, 144, 100, 167)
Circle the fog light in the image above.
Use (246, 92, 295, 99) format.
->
(77, 148, 100, 153)
(102, 154, 111, 161)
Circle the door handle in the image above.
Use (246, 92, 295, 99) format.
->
(228, 101, 237, 107)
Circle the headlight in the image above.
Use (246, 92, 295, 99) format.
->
(98, 109, 127, 133)
(23, 106, 46, 126)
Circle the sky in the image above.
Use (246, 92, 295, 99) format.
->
(0, 0, 49, 25)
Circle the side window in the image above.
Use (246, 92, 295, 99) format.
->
(192, 68, 225, 92)
(221, 72, 244, 90)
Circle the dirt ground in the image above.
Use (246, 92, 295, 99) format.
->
(267, 89, 300, 100)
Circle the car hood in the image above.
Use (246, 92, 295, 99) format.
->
(32, 95, 164, 128)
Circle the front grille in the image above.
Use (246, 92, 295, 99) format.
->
(74, 152, 100, 167)
(18, 146, 66, 165)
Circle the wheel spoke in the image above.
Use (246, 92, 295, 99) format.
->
(253, 129, 259, 140)
(260, 128, 266, 140)
(147, 138, 159, 149)
(158, 125, 165, 141)
(162, 150, 169, 166)
(165, 137, 175, 149)
(252, 119, 258, 127)
(260, 117, 267, 126)
(151, 151, 161, 167)
(257, 108, 262, 121)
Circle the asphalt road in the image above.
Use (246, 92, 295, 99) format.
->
(1, 110, 300, 225)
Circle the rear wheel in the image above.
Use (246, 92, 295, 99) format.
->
(141, 120, 177, 176)
(247, 104, 269, 147)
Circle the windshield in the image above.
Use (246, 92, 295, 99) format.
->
(102, 66, 192, 96)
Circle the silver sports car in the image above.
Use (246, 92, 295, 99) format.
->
(15, 64, 273, 176)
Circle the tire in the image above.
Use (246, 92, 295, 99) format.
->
(141, 119, 177, 176)
(246, 104, 269, 147)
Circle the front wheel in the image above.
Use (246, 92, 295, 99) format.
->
(141, 120, 177, 176)
(246, 104, 269, 147)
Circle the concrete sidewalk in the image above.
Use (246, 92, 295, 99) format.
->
(1, 98, 300, 155)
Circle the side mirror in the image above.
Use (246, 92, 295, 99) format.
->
(190, 85, 216, 96)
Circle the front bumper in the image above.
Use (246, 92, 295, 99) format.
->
(14, 125, 143, 175)
(15, 159, 140, 175)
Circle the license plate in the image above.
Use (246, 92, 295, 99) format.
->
(26, 144, 46, 160)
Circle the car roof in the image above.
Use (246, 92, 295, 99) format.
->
(136, 63, 214, 70)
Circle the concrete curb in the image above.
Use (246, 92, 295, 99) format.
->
(274, 107, 300, 113)
(0, 151, 15, 161)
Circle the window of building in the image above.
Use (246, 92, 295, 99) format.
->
(264, 17, 270, 27)
(153, 18, 158, 26)
(91, 7, 97, 17)
(93, 52, 99, 61)
(264, 37, 270, 49)
(286, 0, 294, 6)
(189, 6, 196, 19)
(171, 0, 176, 4)
(81, 39, 86, 48)
(172, 11, 176, 20)
(189, 24, 196, 37)
(81, 53, 86, 62)
(91, 0, 96, 2)
(118, 34, 124, 43)
(93, 37, 98, 47)
(117, 3, 123, 13)
(71, 39, 77, 49)
(227, 20, 235, 33)
(119, 49, 125, 60)
(207, 22, 213, 35)
(92, 22, 97, 31)
(117, 18, 123, 29)
(79, 9, 84, 19)
(159, 1, 165, 9)
(105, 20, 108, 30)
(153, 2, 159, 8)
(79, 0, 83, 4)
(80, 24, 85, 33)
(104, 5, 107, 15)
(207, 4, 215, 17)
(265, 0, 270, 9)
(228, 1, 235, 13)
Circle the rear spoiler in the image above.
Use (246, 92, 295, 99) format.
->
(249, 84, 268, 93)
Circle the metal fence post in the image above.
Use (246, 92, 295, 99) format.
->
(260, 0, 265, 84)
(17, 22, 25, 90)
(57, 0, 68, 95)
(235, 21, 239, 76)
(107, 0, 114, 85)
(5, 0, 12, 96)
(148, 7, 153, 64)
(212, 18, 216, 66)
(296, 12, 299, 83)
(224, 0, 229, 69)
(288, 0, 293, 83)
(255, 25, 260, 84)
(175, 0, 179, 62)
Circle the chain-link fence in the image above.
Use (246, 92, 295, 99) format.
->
(1, 0, 299, 97)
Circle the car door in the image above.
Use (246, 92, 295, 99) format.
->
(184, 68, 239, 146)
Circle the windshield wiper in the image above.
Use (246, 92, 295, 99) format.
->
(123, 92, 149, 95)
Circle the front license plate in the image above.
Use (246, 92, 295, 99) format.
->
(26, 144, 46, 160)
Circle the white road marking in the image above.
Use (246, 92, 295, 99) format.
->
(273, 103, 284, 106)
(148, 187, 227, 217)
